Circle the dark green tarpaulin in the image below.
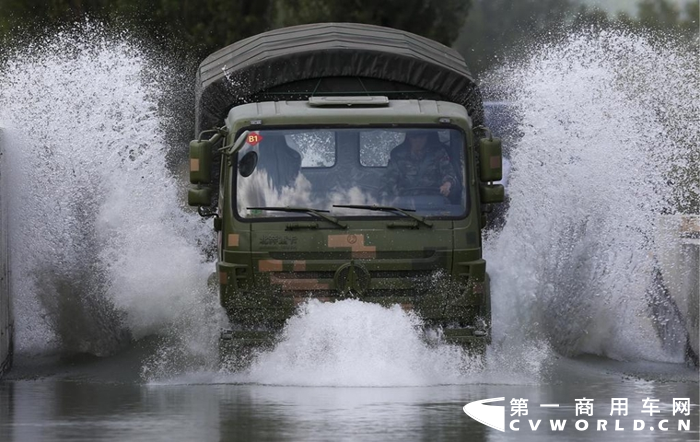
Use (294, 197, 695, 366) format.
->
(196, 22, 483, 134)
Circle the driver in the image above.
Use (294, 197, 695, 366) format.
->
(383, 130, 457, 199)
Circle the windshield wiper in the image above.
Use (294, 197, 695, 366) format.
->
(332, 204, 433, 228)
(247, 206, 347, 229)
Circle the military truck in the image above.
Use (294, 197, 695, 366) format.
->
(187, 23, 504, 354)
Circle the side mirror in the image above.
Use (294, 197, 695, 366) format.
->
(239, 151, 258, 177)
(480, 183, 505, 204)
(188, 187, 212, 206)
(190, 139, 213, 184)
(478, 137, 502, 182)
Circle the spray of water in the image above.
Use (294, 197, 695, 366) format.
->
(234, 300, 473, 386)
(218, 29, 698, 386)
(148, 299, 549, 387)
(0, 23, 694, 385)
(485, 29, 698, 362)
(0, 24, 221, 357)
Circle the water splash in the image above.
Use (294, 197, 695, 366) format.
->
(485, 29, 698, 362)
(234, 300, 472, 386)
(149, 299, 550, 387)
(0, 24, 220, 356)
(1, 23, 695, 385)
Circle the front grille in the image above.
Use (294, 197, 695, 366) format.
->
(267, 270, 435, 280)
(367, 270, 436, 279)
(268, 250, 436, 260)
(270, 271, 335, 280)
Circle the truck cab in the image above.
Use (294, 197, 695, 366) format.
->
(187, 23, 504, 354)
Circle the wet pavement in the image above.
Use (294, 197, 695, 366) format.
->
(1, 352, 697, 441)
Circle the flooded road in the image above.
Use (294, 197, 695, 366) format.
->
(0, 22, 698, 442)
(1, 351, 698, 441)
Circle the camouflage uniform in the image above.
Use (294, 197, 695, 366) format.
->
(384, 143, 458, 196)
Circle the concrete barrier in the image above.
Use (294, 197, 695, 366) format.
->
(655, 215, 699, 364)
(0, 128, 11, 377)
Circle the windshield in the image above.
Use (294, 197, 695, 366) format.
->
(235, 127, 468, 220)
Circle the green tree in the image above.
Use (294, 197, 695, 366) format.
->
(635, 0, 699, 38)
(272, 0, 470, 46)
(105, 0, 276, 60)
(638, 0, 681, 29)
(573, 0, 699, 40)
(0, 0, 111, 24)
(0, 0, 471, 61)
(0, 0, 110, 43)
(453, 0, 575, 77)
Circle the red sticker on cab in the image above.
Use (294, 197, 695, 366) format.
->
(247, 133, 263, 146)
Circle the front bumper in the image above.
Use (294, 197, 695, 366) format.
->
(220, 324, 490, 349)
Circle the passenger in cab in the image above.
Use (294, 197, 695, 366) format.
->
(383, 130, 457, 199)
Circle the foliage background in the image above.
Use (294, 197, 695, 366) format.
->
(0, 0, 696, 212)
(0, 0, 696, 75)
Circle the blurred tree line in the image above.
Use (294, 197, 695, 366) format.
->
(0, 0, 469, 61)
(0, 0, 696, 76)
(455, 0, 698, 76)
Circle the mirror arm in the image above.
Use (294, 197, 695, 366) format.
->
(219, 130, 250, 156)
(198, 126, 228, 143)
(474, 125, 493, 141)
(197, 206, 218, 218)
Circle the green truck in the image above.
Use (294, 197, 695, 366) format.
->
(188, 23, 504, 356)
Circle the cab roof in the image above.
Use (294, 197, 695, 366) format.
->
(197, 23, 482, 134)
(225, 99, 473, 130)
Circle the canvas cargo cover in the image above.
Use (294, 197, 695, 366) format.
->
(196, 22, 483, 133)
